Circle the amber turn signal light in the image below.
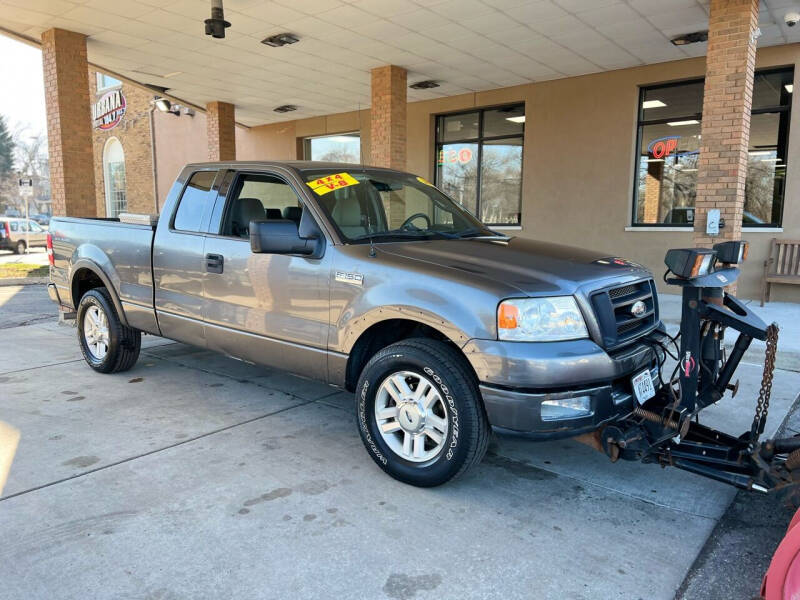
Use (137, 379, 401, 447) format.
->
(498, 303, 519, 329)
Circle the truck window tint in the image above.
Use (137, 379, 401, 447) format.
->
(221, 174, 302, 238)
(173, 170, 218, 232)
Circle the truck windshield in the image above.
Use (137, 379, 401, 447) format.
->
(300, 168, 496, 243)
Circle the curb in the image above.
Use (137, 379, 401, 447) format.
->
(0, 277, 48, 286)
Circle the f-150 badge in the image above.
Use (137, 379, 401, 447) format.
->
(335, 271, 364, 286)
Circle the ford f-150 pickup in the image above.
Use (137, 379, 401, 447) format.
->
(47, 161, 666, 486)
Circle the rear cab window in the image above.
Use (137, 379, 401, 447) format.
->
(172, 170, 219, 233)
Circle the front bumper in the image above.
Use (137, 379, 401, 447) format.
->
(465, 328, 667, 438)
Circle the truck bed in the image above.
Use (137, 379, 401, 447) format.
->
(49, 215, 159, 334)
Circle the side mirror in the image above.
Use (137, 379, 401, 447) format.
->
(249, 219, 319, 257)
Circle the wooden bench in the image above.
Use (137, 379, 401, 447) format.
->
(762, 238, 800, 305)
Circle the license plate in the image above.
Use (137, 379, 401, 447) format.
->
(631, 369, 656, 405)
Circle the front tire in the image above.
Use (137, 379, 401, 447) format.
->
(14, 240, 25, 254)
(355, 338, 489, 487)
(77, 287, 141, 373)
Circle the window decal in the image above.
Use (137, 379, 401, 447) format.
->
(306, 172, 360, 196)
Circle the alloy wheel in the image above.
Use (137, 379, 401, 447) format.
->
(83, 305, 110, 360)
(374, 370, 449, 463)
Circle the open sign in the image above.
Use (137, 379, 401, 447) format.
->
(647, 136, 679, 159)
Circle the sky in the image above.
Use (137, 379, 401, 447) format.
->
(0, 36, 47, 137)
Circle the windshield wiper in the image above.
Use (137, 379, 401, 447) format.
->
(352, 230, 463, 241)
(454, 227, 509, 239)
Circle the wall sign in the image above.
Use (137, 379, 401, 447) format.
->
(92, 90, 126, 131)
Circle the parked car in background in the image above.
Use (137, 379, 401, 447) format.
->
(0, 218, 48, 254)
(31, 214, 51, 227)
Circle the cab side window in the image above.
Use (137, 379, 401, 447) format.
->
(221, 174, 302, 238)
(173, 170, 218, 232)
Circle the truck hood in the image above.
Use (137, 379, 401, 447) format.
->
(376, 237, 652, 296)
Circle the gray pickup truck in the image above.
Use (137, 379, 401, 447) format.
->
(48, 161, 665, 486)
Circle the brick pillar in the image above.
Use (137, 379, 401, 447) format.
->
(370, 65, 406, 170)
(41, 29, 96, 217)
(206, 101, 236, 161)
(643, 161, 663, 223)
(693, 0, 759, 248)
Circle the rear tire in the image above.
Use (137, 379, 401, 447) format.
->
(77, 287, 141, 373)
(355, 338, 489, 487)
(14, 240, 25, 255)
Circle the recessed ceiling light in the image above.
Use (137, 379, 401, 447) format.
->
(261, 33, 299, 47)
(667, 120, 700, 126)
(786, 84, 794, 93)
(274, 104, 297, 113)
(409, 80, 439, 90)
(671, 31, 708, 45)
(505, 116, 525, 123)
(647, 158, 664, 163)
(642, 100, 666, 109)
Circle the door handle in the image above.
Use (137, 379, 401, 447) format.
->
(205, 253, 224, 274)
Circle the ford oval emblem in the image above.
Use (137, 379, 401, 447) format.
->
(631, 300, 646, 318)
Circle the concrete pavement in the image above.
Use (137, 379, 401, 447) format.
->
(0, 284, 57, 328)
(0, 285, 798, 599)
(0, 247, 49, 266)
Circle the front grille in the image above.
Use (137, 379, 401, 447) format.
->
(608, 284, 638, 300)
(591, 279, 658, 349)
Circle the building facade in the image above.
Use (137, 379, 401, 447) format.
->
(105, 44, 798, 302)
(15, 0, 798, 303)
(89, 70, 157, 216)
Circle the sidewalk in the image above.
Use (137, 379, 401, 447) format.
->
(659, 293, 800, 371)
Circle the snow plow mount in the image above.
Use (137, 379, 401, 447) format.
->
(600, 243, 799, 497)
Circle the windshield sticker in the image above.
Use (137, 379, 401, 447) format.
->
(416, 176, 435, 187)
(307, 172, 359, 196)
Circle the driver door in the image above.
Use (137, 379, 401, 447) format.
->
(202, 169, 330, 380)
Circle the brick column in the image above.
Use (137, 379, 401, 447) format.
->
(206, 101, 236, 161)
(693, 0, 759, 248)
(643, 161, 663, 223)
(370, 65, 406, 170)
(41, 29, 96, 217)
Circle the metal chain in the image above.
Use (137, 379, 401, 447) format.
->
(750, 323, 779, 442)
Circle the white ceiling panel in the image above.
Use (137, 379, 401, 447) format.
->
(0, 0, 796, 126)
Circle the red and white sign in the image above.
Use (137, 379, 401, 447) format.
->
(647, 136, 679, 159)
(92, 90, 126, 131)
(437, 147, 474, 165)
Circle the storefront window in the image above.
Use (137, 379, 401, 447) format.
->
(633, 68, 793, 228)
(305, 133, 360, 163)
(102, 138, 126, 218)
(435, 105, 524, 226)
(96, 73, 121, 91)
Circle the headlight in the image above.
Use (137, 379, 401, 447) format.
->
(713, 240, 749, 264)
(497, 297, 588, 342)
(664, 248, 716, 279)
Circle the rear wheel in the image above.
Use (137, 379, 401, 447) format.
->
(77, 287, 141, 373)
(355, 338, 489, 487)
(14, 240, 25, 254)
